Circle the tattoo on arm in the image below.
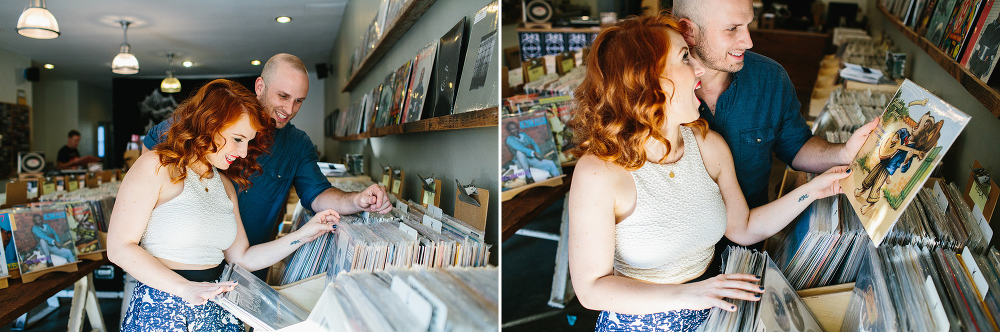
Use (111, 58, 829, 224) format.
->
(798, 194, 809, 202)
(290, 240, 300, 245)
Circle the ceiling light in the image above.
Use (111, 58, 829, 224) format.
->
(43, 64, 54, 69)
(251, 60, 261, 66)
(16, 0, 59, 39)
(182, 61, 193, 67)
(111, 21, 139, 74)
(161, 53, 181, 93)
(276, 16, 292, 23)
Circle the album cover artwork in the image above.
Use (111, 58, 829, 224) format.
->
(431, 17, 467, 118)
(963, 3, 1000, 81)
(840, 79, 971, 246)
(758, 257, 823, 332)
(11, 208, 77, 274)
(0, 213, 16, 272)
(390, 60, 413, 125)
(501, 110, 562, 191)
(63, 202, 100, 255)
(403, 41, 438, 123)
(926, 0, 960, 45)
(452, 0, 500, 114)
(376, 72, 396, 128)
(367, 84, 383, 132)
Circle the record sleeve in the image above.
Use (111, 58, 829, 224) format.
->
(376, 71, 396, 128)
(940, 0, 985, 59)
(11, 208, 77, 274)
(214, 263, 310, 331)
(63, 202, 101, 255)
(451, 0, 500, 114)
(390, 61, 413, 125)
(430, 18, 467, 119)
(0, 213, 18, 273)
(501, 110, 562, 191)
(840, 79, 971, 247)
(963, 2, 1000, 81)
(927, 0, 961, 45)
(758, 256, 824, 332)
(403, 41, 438, 123)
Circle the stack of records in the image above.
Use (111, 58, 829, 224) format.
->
(812, 87, 892, 143)
(306, 266, 498, 332)
(214, 263, 310, 331)
(698, 247, 824, 331)
(839, 37, 895, 70)
(770, 196, 871, 289)
(522, 64, 585, 96)
(39, 183, 118, 232)
(881, 184, 989, 254)
(842, 243, 1000, 331)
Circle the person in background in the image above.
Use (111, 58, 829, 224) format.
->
(671, 0, 878, 266)
(109, 79, 340, 331)
(57, 130, 101, 170)
(567, 14, 849, 331)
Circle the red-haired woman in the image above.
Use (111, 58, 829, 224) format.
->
(567, 14, 849, 331)
(108, 79, 339, 331)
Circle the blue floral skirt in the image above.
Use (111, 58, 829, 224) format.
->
(121, 281, 243, 332)
(595, 309, 710, 332)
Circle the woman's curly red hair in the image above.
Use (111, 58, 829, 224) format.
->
(570, 13, 707, 170)
(155, 79, 274, 191)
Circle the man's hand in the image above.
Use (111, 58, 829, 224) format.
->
(354, 184, 392, 214)
(841, 117, 881, 164)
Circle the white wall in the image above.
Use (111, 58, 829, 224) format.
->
(32, 80, 79, 164)
(0, 48, 32, 107)
(289, 75, 325, 157)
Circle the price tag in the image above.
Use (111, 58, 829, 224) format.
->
(391, 277, 432, 331)
(427, 205, 443, 220)
(924, 276, 950, 332)
(962, 247, 989, 301)
(933, 182, 949, 211)
(561, 58, 574, 72)
(422, 190, 436, 207)
(67, 180, 78, 192)
(474, 6, 488, 24)
(382, 174, 390, 187)
(972, 183, 989, 212)
(395, 201, 408, 214)
(42, 182, 55, 194)
(422, 214, 442, 233)
(526, 66, 545, 82)
(973, 203, 993, 242)
(392, 179, 402, 195)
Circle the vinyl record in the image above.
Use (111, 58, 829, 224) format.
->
(18, 152, 44, 174)
(525, 0, 552, 23)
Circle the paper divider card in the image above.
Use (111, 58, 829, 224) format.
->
(390, 276, 433, 331)
(962, 247, 990, 301)
(933, 181, 949, 211)
(924, 275, 951, 332)
(973, 203, 993, 242)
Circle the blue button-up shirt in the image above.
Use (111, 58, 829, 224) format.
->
(698, 51, 813, 209)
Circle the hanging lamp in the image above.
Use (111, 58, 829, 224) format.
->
(160, 53, 181, 93)
(111, 21, 139, 74)
(16, 0, 59, 39)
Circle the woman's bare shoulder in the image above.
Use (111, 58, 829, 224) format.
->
(573, 154, 630, 187)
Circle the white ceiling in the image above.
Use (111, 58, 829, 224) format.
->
(0, 0, 348, 88)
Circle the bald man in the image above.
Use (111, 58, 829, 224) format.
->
(672, 0, 876, 268)
(142, 53, 391, 265)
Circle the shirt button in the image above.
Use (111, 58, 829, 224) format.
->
(757, 138, 761, 143)
(278, 175, 282, 178)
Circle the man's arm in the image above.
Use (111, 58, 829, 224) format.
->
(289, 135, 392, 215)
(791, 118, 880, 173)
(141, 119, 173, 155)
(32, 226, 55, 243)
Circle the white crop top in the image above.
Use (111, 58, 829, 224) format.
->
(142, 167, 237, 265)
(614, 126, 728, 284)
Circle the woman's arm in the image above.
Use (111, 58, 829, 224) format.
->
(107, 153, 235, 305)
(220, 175, 338, 272)
(700, 131, 849, 246)
(567, 155, 762, 315)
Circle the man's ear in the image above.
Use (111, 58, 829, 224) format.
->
(254, 77, 266, 96)
(678, 17, 698, 46)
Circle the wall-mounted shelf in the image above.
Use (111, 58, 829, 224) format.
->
(342, 0, 439, 92)
(877, 4, 1000, 119)
(332, 107, 498, 141)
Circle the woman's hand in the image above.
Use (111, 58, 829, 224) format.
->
(295, 209, 340, 243)
(179, 281, 237, 305)
(678, 273, 763, 312)
(806, 165, 851, 199)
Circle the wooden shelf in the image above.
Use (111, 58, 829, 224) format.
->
(502, 166, 573, 242)
(332, 107, 498, 141)
(342, 0, 439, 92)
(0, 258, 108, 326)
(877, 4, 1000, 119)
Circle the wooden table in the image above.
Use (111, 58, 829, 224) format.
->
(0, 258, 109, 327)
(501, 166, 573, 242)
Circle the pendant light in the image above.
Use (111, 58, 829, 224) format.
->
(160, 53, 181, 93)
(111, 21, 139, 75)
(16, 0, 59, 39)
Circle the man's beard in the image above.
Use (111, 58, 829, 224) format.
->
(693, 36, 745, 74)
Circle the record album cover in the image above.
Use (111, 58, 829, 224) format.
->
(452, 0, 500, 114)
(12, 208, 77, 274)
(840, 79, 971, 246)
(215, 263, 310, 331)
(376, 72, 396, 128)
(404, 41, 438, 123)
(926, 0, 960, 45)
(390, 61, 413, 125)
(501, 111, 562, 191)
(431, 18, 467, 118)
(367, 84, 383, 132)
(0, 213, 16, 273)
(758, 257, 824, 332)
(64, 202, 101, 255)
(964, 3, 1000, 81)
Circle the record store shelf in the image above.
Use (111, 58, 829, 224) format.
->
(332, 106, 498, 141)
(342, 0, 439, 92)
(877, 4, 1000, 119)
